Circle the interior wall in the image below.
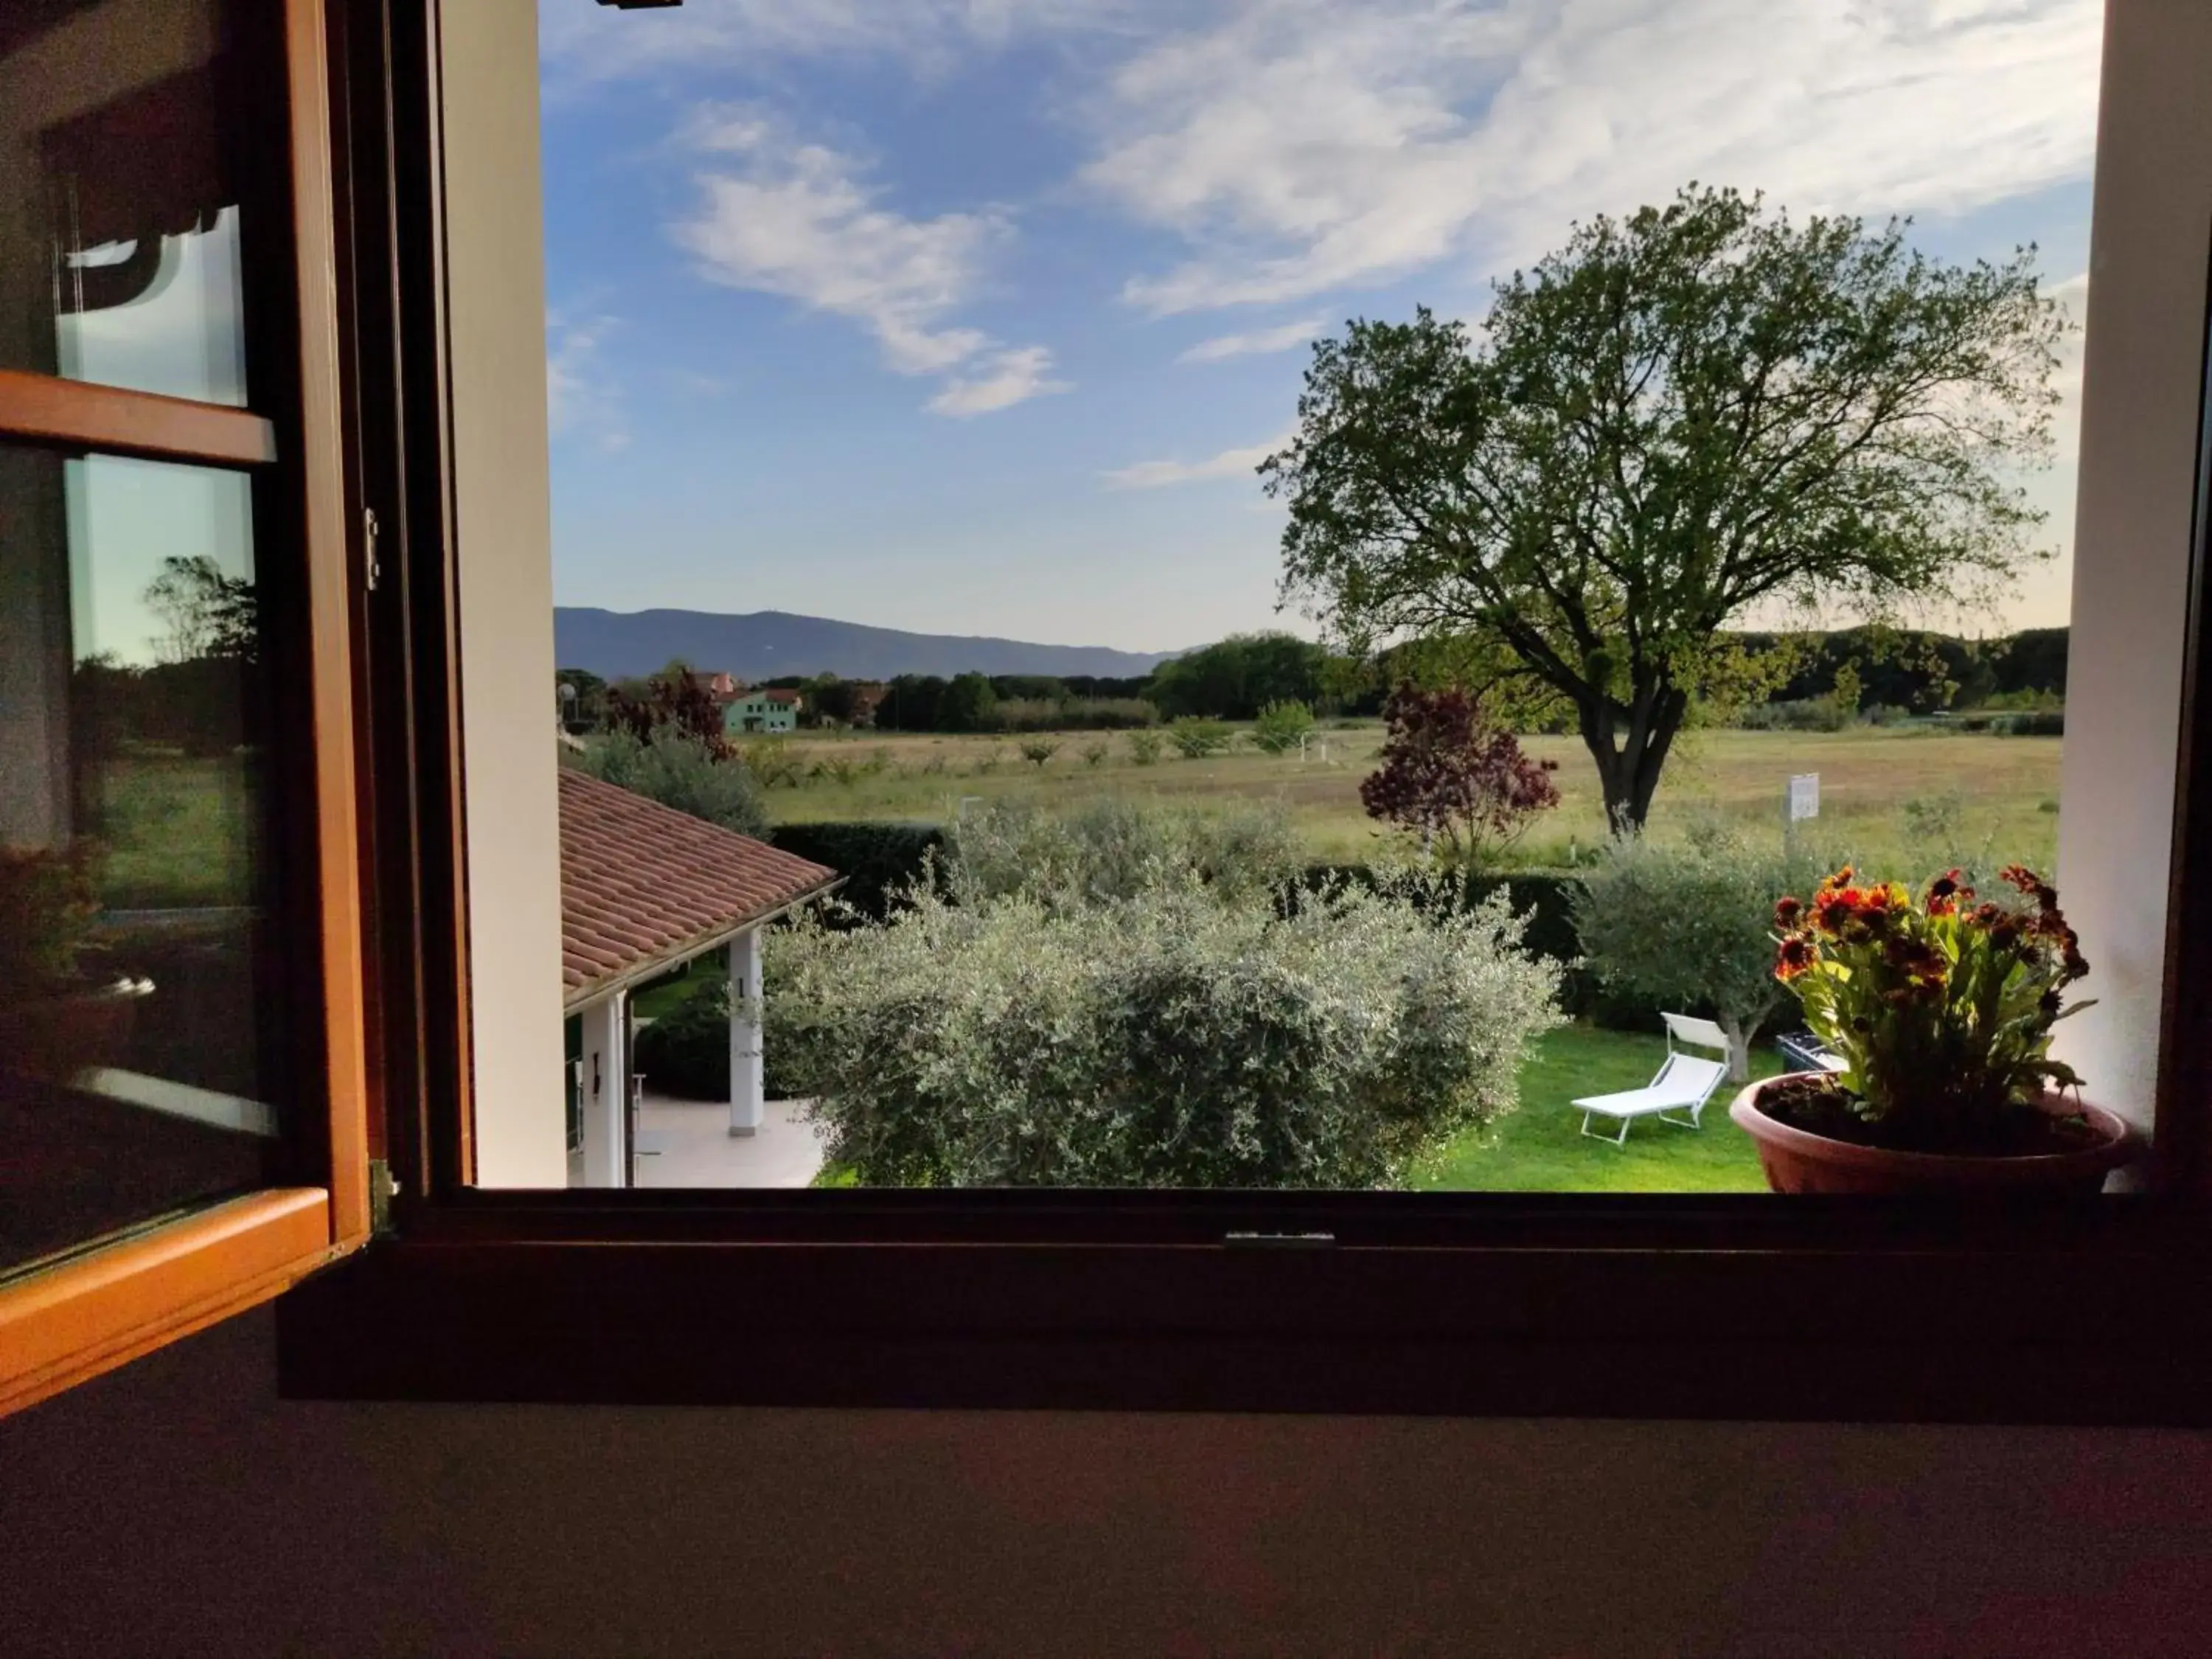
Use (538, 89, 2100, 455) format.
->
(441, 0, 566, 1185)
(2051, 0, 2212, 1133)
(4, 1307, 2212, 1659)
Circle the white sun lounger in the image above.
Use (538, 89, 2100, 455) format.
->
(1573, 1014, 1733, 1144)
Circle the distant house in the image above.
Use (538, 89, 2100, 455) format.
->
(724, 687, 801, 734)
(847, 682, 889, 726)
(688, 669, 741, 706)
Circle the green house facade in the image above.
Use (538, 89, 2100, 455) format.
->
(723, 689, 799, 734)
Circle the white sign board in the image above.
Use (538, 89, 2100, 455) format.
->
(1787, 773, 1820, 822)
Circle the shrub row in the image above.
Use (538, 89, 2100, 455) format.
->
(1951, 709, 2064, 737)
(990, 697, 1159, 732)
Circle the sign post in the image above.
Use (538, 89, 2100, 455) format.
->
(1786, 773, 1819, 851)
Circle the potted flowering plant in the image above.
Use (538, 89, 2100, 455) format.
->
(0, 847, 149, 1084)
(1729, 864, 2138, 1194)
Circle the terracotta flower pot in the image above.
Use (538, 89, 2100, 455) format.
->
(0, 978, 153, 1085)
(1730, 1073, 2139, 1197)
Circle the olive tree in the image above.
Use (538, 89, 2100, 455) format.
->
(1267, 186, 2067, 831)
(1573, 828, 1837, 1079)
(769, 800, 1561, 1188)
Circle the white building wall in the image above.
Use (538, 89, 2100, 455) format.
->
(2051, 0, 2212, 1140)
(441, 0, 566, 1185)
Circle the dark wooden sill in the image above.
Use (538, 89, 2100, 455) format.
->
(277, 1194, 2212, 1422)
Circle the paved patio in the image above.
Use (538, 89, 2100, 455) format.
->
(633, 1092, 827, 1188)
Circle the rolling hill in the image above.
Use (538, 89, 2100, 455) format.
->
(554, 608, 1179, 683)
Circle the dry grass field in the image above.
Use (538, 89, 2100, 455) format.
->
(753, 721, 2062, 876)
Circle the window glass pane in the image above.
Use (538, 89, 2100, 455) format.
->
(0, 444, 285, 1275)
(0, 0, 255, 406)
(509, 5, 2117, 1196)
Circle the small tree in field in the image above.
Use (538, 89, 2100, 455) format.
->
(1251, 699, 1316, 755)
(1573, 829, 1835, 1079)
(1018, 737, 1060, 769)
(1360, 685, 1559, 865)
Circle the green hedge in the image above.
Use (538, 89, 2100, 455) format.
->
(631, 978, 729, 1099)
(1298, 866, 1579, 953)
(768, 821, 947, 922)
(633, 972, 802, 1099)
(1952, 708, 2064, 737)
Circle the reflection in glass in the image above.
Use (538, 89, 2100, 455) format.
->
(0, 445, 281, 1276)
(1, 0, 254, 406)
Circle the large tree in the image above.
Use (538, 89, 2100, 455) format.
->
(144, 555, 257, 664)
(1265, 186, 2066, 830)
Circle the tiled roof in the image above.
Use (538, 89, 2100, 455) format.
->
(558, 769, 838, 1006)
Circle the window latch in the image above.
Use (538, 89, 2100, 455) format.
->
(368, 1158, 399, 1237)
(363, 507, 383, 593)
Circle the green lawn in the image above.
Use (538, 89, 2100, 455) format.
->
(1416, 1023, 1781, 1192)
(93, 751, 257, 909)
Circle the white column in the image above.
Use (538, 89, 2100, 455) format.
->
(729, 931, 765, 1137)
(578, 990, 627, 1188)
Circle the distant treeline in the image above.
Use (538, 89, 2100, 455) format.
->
(1731, 625, 2067, 713)
(557, 625, 2069, 736)
(74, 656, 259, 759)
(853, 634, 1377, 730)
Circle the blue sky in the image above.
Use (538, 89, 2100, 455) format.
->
(538, 0, 2103, 654)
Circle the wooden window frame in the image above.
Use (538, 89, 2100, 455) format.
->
(276, 1, 2212, 1422)
(0, 0, 371, 1419)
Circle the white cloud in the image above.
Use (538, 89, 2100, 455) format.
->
(1082, 0, 2103, 314)
(1104, 432, 1287, 490)
(539, 0, 1141, 92)
(546, 310, 630, 451)
(678, 114, 1001, 373)
(1179, 316, 1324, 363)
(673, 111, 1063, 414)
(928, 345, 1071, 417)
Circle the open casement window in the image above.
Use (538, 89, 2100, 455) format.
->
(0, 0, 370, 1416)
(9, 1, 2205, 1421)
(255, 0, 2212, 1424)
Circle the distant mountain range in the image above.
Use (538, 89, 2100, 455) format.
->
(554, 608, 1180, 683)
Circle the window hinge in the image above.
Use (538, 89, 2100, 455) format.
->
(363, 506, 383, 592)
(368, 1158, 399, 1237)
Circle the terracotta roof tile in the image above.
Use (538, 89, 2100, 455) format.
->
(559, 769, 838, 1005)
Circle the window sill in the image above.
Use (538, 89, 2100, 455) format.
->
(277, 1192, 2212, 1422)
